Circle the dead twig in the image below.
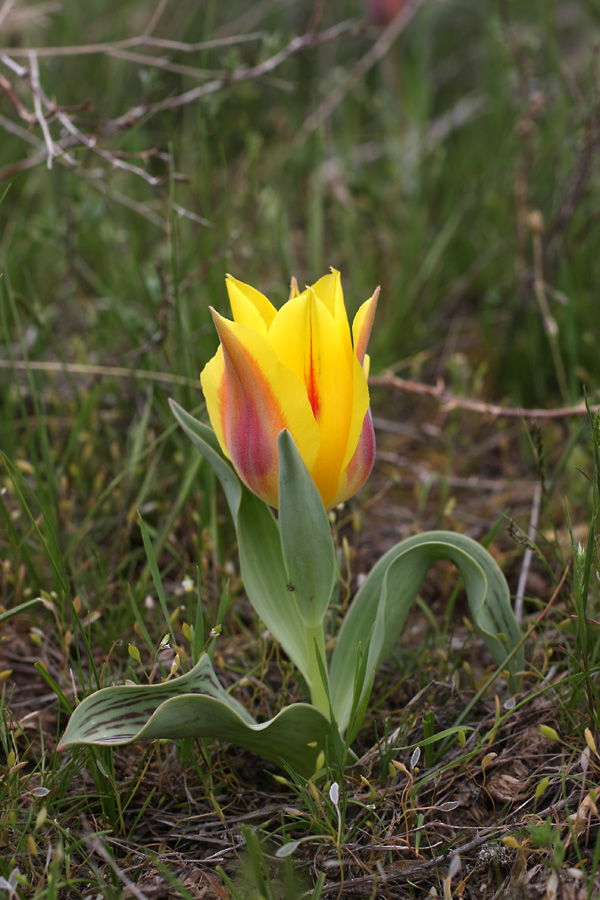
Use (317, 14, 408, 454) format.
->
(370, 373, 599, 420)
(319, 827, 505, 896)
(0, 359, 200, 389)
(28, 51, 56, 169)
(103, 18, 360, 132)
(0, 0, 15, 30)
(0, 19, 360, 230)
(0, 50, 210, 226)
(4, 33, 265, 60)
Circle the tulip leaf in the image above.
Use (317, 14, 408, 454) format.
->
(277, 430, 336, 628)
(170, 402, 314, 686)
(169, 399, 242, 519)
(235, 490, 314, 681)
(330, 531, 523, 732)
(59, 654, 333, 778)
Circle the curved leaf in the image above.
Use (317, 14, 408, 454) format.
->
(277, 430, 335, 628)
(330, 531, 523, 732)
(59, 654, 333, 778)
(235, 490, 312, 680)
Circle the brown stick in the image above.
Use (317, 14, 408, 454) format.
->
(369, 373, 599, 420)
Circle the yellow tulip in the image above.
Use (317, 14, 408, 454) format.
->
(201, 270, 378, 510)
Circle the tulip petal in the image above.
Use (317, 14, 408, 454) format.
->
(330, 408, 376, 508)
(201, 310, 320, 507)
(226, 275, 277, 336)
(341, 353, 371, 472)
(336, 287, 379, 495)
(200, 346, 228, 455)
(310, 269, 353, 369)
(352, 286, 380, 367)
(268, 289, 357, 507)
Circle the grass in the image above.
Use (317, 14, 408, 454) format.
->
(2, 0, 600, 896)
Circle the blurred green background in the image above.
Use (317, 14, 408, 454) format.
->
(3, 0, 599, 408)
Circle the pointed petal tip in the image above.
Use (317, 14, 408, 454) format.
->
(209, 307, 230, 333)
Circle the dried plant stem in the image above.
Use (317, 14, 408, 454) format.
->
(3, 358, 597, 422)
(0, 19, 359, 229)
(530, 216, 570, 404)
(4, 32, 265, 59)
(369, 373, 599, 420)
(106, 19, 359, 128)
(0, 359, 200, 388)
(28, 51, 55, 169)
(514, 481, 542, 624)
(0, 0, 15, 30)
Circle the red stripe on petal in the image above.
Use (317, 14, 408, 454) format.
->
(332, 409, 375, 507)
(306, 322, 320, 418)
(217, 325, 285, 506)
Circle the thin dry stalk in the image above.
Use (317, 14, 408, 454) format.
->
(370, 373, 600, 419)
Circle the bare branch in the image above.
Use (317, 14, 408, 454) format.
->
(28, 51, 55, 169)
(0, 0, 15, 31)
(0, 18, 364, 231)
(0, 50, 211, 227)
(370, 372, 599, 419)
(104, 19, 360, 131)
(0, 359, 200, 389)
(5, 32, 265, 59)
(143, 0, 170, 37)
(0, 110, 37, 144)
(105, 48, 225, 80)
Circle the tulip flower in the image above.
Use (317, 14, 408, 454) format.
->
(200, 270, 379, 510)
(61, 270, 524, 776)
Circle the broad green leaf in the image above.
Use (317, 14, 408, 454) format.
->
(330, 531, 523, 731)
(277, 430, 336, 628)
(170, 403, 312, 685)
(59, 654, 333, 778)
(235, 490, 312, 681)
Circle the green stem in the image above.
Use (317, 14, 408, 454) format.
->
(305, 624, 330, 719)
